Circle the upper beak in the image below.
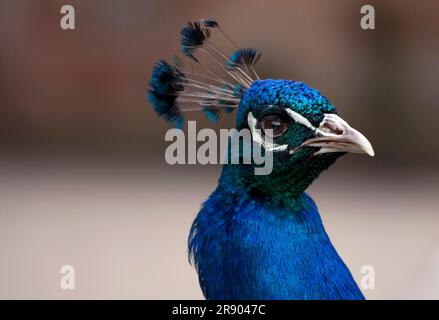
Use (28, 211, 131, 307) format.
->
(291, 114, 375, 157)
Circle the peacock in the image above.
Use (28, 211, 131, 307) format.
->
(147, 18, 374, 300)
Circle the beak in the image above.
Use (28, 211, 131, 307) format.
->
(291, 114, 375, 157)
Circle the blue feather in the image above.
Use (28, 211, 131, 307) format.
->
(221, 84, 245, 113)
(180, 22, 211, 62)
(204, 84, 242, 118)
(232, 83, 245, 99)
(226, 48, 262, 70)
(148, 60, 185, 128)
(201, 18, 219, 28)
(189, 166, 365, 300)
(202, 108, 221, 123)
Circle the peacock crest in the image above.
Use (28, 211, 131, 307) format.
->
(148, 18, 262, 128)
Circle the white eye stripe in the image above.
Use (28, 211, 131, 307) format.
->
(285, 109, 316, 131)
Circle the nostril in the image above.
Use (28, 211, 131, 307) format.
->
(320, 121, 344, 135)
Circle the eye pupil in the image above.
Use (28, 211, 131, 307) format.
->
(260, 115, 287, 137)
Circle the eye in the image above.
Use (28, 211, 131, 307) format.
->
(259, 115, 288, 138)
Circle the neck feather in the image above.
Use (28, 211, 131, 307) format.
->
(218, 160, 334, 211)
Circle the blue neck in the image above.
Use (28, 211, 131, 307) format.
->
(189, 174, 364, 300)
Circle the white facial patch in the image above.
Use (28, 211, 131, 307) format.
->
(247, 112, 288, 152)
(285, 108, 316, 131)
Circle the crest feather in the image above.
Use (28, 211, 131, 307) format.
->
(148, 18, 263, 127)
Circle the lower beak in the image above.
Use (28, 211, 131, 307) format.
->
(292, 114, 375, 157)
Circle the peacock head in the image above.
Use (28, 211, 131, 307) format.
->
(231, 79, 374, 196)
(148, 18, 374, 206)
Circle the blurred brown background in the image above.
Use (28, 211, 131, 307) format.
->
(0, 0, 438, 299)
